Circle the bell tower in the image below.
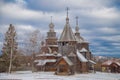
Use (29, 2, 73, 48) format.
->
(45, 16, 58, 53)
(46, 16, 57, 45)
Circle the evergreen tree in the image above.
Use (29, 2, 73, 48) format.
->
(1, 24, 18, 73)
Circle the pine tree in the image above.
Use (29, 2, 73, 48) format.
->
(1, 24, 18, 73)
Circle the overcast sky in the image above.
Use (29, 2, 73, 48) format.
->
(0, 0, 120, 56)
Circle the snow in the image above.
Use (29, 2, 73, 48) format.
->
(36, 53, 62, 57)
(80, 48, 88, 52)
(76, 50, 88, 62)
(48, 45, 58, 47)
(56, 53, 62, 57)
(63, 56, 73, 66)
(102, 60, 120, 66)
(88, 60, 96, 64)
(102, 60, 113, 66)
(115, 62, 120, 66)
(0, 71, 120, 80)
(68, 52, 76, 56)
(36, 53, 55, 57)
(35, 59, 56, 66)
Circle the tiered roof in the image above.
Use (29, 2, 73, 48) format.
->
(59, 8, 76, 42)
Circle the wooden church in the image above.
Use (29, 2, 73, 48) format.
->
(34, 8, 96, 75)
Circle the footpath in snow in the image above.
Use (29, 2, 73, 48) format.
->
(0, 71, 120, 80)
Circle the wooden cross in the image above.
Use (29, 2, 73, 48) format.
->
(66, 7, 69, 17)
(76, 16, 79, 25)
(51, 16, 52, 23)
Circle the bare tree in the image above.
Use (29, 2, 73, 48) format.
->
(27, 30, 45, 72)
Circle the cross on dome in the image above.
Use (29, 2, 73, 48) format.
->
(76, 16, 78, 26)
(51, 16, 52, 23)
(75, 16, 79, 33)
(66, 7, 69, 17)
(66, 7, 70, 24)
(49, 16, 54, 32)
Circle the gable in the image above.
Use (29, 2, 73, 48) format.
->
(59, 58, 68, 65)
(56, 56, 73, 66)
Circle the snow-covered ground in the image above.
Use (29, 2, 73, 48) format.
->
(0, 71, 120, 80)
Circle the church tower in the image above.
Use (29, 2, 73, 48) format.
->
(58, 7, 77, 56)
(46, 16, 57, 45)
(46, 16, 58, 53)
(75, 16, 84, 41)
(57, 7, 77, 74)
(74, 16, 89, 51)
(74, 16, 92, 60)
